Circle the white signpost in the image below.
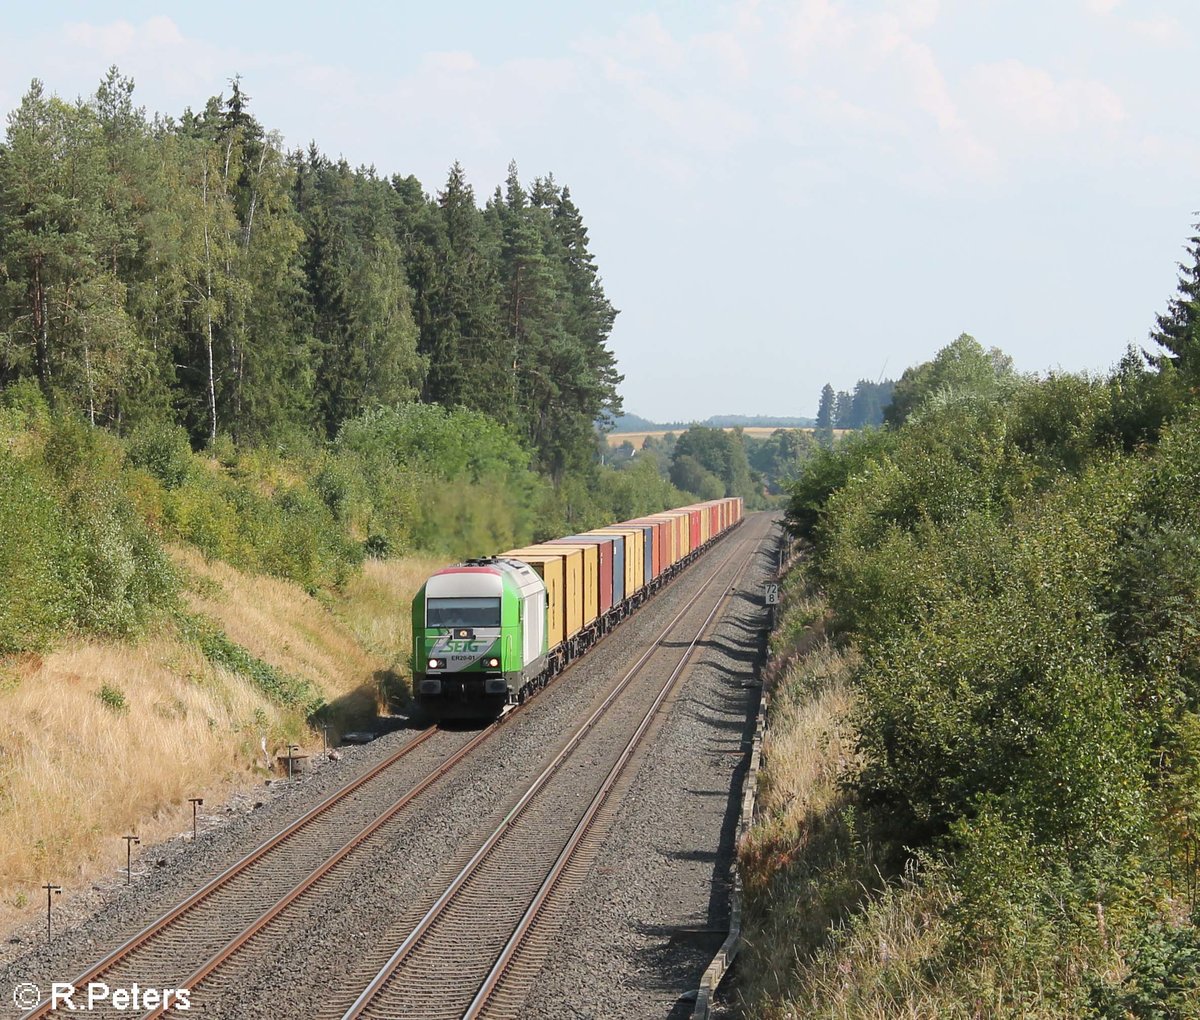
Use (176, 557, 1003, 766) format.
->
(764, 583, 780, 605)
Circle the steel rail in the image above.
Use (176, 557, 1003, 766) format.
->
(138, 724, 503, 1019)
(464, 532, 767, 1018)
(18, 724, 440, 1020)
(339, 528, 755, 1020)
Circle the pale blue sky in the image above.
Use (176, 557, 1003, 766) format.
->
(2, 2, 1196, 420)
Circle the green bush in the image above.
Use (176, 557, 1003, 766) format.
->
(0, 412, 176, 653)
(126, 421, 194, 489)
(762, 330, 1200, 1013)
(0, 451, 81, 652)
(179, 614, 324, 713)
(96, 682, 129, 714)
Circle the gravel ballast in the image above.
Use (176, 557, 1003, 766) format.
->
(515, 518, 778, 1020)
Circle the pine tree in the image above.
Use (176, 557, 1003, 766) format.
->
(1152, 221, 1200, 384)
(834, 389, 853, 428)
(816, 383, 836, 447)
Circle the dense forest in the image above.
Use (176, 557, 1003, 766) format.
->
(0, 70, 619, 480)
(742, 228, 1200, 1015)
(814, 377, 895, 440)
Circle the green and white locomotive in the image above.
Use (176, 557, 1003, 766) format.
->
(411, 558, 548, 718)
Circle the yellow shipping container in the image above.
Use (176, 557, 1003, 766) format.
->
(502, 550, 564, 648)
(539, 542, 600, 625)
(665, 511, 686, 561)
(503, 547, 585, 643)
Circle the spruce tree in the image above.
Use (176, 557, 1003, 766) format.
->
(1152, 221, 1200, 384)
(816, 383, 836, 447)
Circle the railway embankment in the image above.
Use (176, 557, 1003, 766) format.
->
(0, 547, 440, 955)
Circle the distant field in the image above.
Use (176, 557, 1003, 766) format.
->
(605, 426, 848, 447)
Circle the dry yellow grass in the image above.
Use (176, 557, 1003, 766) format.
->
(0, 548, 449, 933)
(335, 554, 447, 668)
(755, 639, 858, 827)
(173, 545, 381, 702)
(0, 633, 290, 930)
(737, 595, 875, 1013)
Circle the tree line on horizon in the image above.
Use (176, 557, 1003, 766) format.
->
(814, 377, 895, 444)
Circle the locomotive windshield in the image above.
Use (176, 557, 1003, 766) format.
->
(426, 597, 501, 629)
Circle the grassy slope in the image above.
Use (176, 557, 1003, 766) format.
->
(0, 548, 440, 932)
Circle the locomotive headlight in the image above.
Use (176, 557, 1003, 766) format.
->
(428, 658, 442, 670)
(485, 657, 500, 668)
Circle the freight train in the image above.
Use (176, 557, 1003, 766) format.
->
(411, 498, 744, 719)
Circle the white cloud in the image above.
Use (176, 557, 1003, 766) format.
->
(420, 51, 480, 74)
(48, 15, 322, 116)
(25, 5, 1163, 199)
(967, 59, 1126, 134)
(885, 0, 942, 30)
(1083, 3, 1185, 47)
(1130, 15, 1186, 46)
(773, 1, 996, 178)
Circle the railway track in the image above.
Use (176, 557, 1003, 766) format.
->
(335, 517, 769, 1020)
(20, 517, 758, 1020)
(17, 721, 492, 1020)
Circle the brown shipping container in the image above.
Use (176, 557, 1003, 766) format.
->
(647, 514, 677, 565)
(653, 517, 676, 566)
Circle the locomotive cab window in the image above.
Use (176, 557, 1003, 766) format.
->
(426, 597, 501, 629)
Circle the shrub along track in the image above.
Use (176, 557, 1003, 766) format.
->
(14, 516, 764, 1020)
(332, 516, 770, 1020)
